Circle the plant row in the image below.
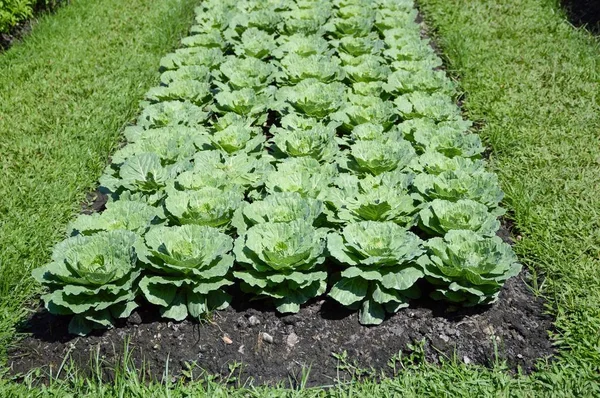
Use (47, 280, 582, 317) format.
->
(33, 0, 521, 335)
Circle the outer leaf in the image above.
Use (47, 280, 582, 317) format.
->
(329, 278, 369, 306)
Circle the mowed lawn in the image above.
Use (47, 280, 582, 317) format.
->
(1, 0, 600, 396)
(0, 0, 198, 360)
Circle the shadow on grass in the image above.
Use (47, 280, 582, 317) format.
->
(561, 0, 600, 33)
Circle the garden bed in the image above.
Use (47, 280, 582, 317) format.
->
(8, 0, 556, 389)
(9, 265, 552, 387)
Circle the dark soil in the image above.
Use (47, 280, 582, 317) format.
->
(562, 0, 600, 34)
(8, 266, 554, 387)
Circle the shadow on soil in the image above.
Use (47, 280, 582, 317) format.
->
(561, 0, 600, 33)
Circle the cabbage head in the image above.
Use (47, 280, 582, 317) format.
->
(418, 199, 500, 237)
(233, 220, 328, 313)
(138, 225, 234, 321)
(32, 231, 141, 335)
(419, 230, 522, 306)
(327, 221, 424, 325)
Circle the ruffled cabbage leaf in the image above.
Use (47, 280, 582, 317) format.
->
(137, 225, 234, 320)
(232, 192, 324, 234)
(322, 171, 417, 225)
(68, 201, 161, 236)
(32, 231, 141, 335)
(265, 157, 337, 198)
(277, 79, 346, 118)
(138, 101, 209, 130)
(327, 221, 424, 325)
(233, 28, 277, 59)
(216, 56, 276, 91)
(164, 186, 244, 229)
(233, 220, 328, 313)
(419, 230, 521, 306)
(278, 54, 345, 83)
(419, 199, 500, 237)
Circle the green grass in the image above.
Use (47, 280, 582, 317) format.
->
(2, 0, 600, 396)
(0, 0, 197, 359)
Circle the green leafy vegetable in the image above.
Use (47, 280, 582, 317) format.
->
(232, 192, 323, 234)
(265, 157, 337, 198)
(214, 87, 276, 116)
(273, 34, 332, 58)
(340, 138, 416, 175)
(164, 186, 244, 229)
(277, 79, 346, 118)
(217, 56, 276, 90)
(145, 81, 212, 106)
(160, 47, 224, 71)
(328, 221, 424, 325)
(138, 225, 234, 320)
(234, 28, 277, 59)
(233, 220, 328, 313)
(279, 54, 345, 83)
(271, 118, 340, 161)
(394, 92, 461, 121)
(138, 101, 209, 130)
(419, 199, 500, 237)
(420, 230, 521, 305)
(32, 231, 141, 335)
(69, 201, 161, 236)
(323, 172, 417, 225)
(413, 170, 504, 211)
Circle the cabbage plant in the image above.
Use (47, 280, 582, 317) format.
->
(111, 126, 201, 165)
(413, 170, 504, 212)
(229, 9, 281, 34)
(202, 124, 266, 155)
(341, 54, 391, 83)
(232, 192, 324, 234)
(159, 47, 224, 71)
(332, 33, 384, 57)
(340, 138, 416, 175)
(100, 152, 186, 196)
(323, 172, 417, 226)
(418, 199, 500, 237)
(273, 34, 332, 59)
(138, 225, 234, 321)
(217, 56, 276, 90)
(413, 151, 485, 175)
(138, 101, 209, 130)
(270, 119, 340, 161)
(190, 150, 275, 190)
(327, 221, 424, 325)
(214, 87, 276, 117)
(333, 94, 398, 133)
(279, 6, 332, 35)
(145, 81, 212, 106)
(420, 230, 522, 305)
(233, 220, 328, 313)
(278, 54, 345, 83)
(181, 31, 225, 49)
(383, 69, 455, 96)
(32, 231, 141, 335)
(160, 65, 211, 85)
(395, 91, 461, 122)
(277, 79, 346, 118)
(265, 157, 337, 198)
(68, 201, 161, 236)
(233, 28, 277, 59)
(164, 186, 244, 229)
